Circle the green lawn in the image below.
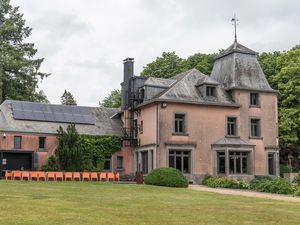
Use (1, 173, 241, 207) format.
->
(0, 181, 299, 225)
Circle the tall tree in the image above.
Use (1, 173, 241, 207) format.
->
(56, 124, 82, 171)
(272, 47, 300, 145)
(183, 53, 216, 75)
(61, 90, 77, 105)
(258, 51, 282, 89)
(141, 52, 185, 78)
(141, 51, 216, 78)
(100, 89, 121, 108)
(0, 0, 49, 103)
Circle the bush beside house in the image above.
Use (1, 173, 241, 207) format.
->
(202, 176, 249, 189)
(202, 175, 300, 196)
(144, 168, 188, 188)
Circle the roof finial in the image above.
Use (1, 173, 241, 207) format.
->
(231, 13, 238, 43)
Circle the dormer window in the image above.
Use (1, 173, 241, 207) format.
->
(206, 86, 216, 97)
(250, 93, 259, 106)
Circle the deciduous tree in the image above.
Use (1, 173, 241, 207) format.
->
(99, 89, 121, 108)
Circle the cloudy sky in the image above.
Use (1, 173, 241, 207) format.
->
(11, 0, 300, 106)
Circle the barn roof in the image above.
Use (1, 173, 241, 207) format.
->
(0, 100, 122, 136)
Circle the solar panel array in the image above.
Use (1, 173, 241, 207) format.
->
(11, 101, 95, 125)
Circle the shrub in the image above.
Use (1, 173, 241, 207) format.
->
(144, 168, 188, 188)
(41, 155, 59, 171)
(293, 186, 300, 196)
(250, 177, 294, 195)
(202, 176, 249, 189)
(293, 173, 300, 186)
(249, 176, 274, 189)
(280, 164, 291, 177)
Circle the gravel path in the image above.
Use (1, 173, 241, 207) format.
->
(189, 185, 300, 203)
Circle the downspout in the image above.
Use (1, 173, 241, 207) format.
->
(156, 103, 159, 168)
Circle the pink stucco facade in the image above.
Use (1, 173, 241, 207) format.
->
(130, 89, 279, 182)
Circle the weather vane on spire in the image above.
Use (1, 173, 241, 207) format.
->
(231, 13, 239, 42)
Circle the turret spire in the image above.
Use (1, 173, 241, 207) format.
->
(231, 13, 238, 43)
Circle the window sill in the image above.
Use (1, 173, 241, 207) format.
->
(249, 136, 263, 140)
(37, 149, 47, 152)
(249, 105, 261, 108)
(172, 133, 189, 136)
(225, 135, 240, 138)
(115, 168, 124, 172)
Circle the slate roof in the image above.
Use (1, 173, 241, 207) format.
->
(196, 75, 220, 86)
(212, 137, 255, 146)
(140, 69, 238, 107)
(0, 100, 122, 136)
(216, 41, 257, 59)
(144, 77, 175, 87)
(211, 41, 276, 92)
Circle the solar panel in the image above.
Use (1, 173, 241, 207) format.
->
(33, 111, 45, 121)
(12, 101, 22, 110)
(13, 110, 24, 119)
(11, 101, 94, 125)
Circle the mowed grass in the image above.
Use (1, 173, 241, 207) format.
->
(0, 181, 299, 225)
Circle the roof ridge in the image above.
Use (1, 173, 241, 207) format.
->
(151, 69, 196, 100)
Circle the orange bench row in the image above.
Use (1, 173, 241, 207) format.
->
(5, 171, 120, 181)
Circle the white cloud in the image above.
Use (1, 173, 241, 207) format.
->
(11, 0, 300, 106)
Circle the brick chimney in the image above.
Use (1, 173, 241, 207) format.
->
(121, 58, 134, 110)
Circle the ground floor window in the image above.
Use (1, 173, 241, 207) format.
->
(103, 156, 111, 171)
(216, 151, 251, 175)
(169, 150, 191, 173)
(141, 151, 148, 174)
(268, 152, 276, 175)
(117, 156, 123, 170)
(217, 152, 225, 174)
(229, 152, 249, 174)
(135, 150, 153, 174)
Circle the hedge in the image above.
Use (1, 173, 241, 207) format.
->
(144, 168, 188, 188)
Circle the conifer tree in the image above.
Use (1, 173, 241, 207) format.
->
(0, 0, 49, 103)
(61, 90, 77, 105)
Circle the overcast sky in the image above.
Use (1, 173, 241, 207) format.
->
(11, 0, 300, 106)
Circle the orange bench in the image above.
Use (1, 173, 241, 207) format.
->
(90, 172, 98, 181)
(21, 171, 30, 181)
(5, 171, 12, 180)
(82, 172, 90, 181)
(99, 172, 107, 181)
(107, 172, 115, 181)
(65, 172, 73, 181)
(73, 172, 81, 181)
(37, 172, 46, 181)
(30, 171, 38, 181)
(13, 171, 22, 180)
(55, 172, 64, 181)
(47, 172, 56, 181)
(115, 172, 120, 182)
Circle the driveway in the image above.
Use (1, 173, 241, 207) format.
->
(189, 185, 300, 203)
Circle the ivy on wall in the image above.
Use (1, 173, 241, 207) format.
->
(47, 124, 121, 172)
(79, 135, 121, 171)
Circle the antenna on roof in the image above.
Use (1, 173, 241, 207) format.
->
(231, 13, 239, 43)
